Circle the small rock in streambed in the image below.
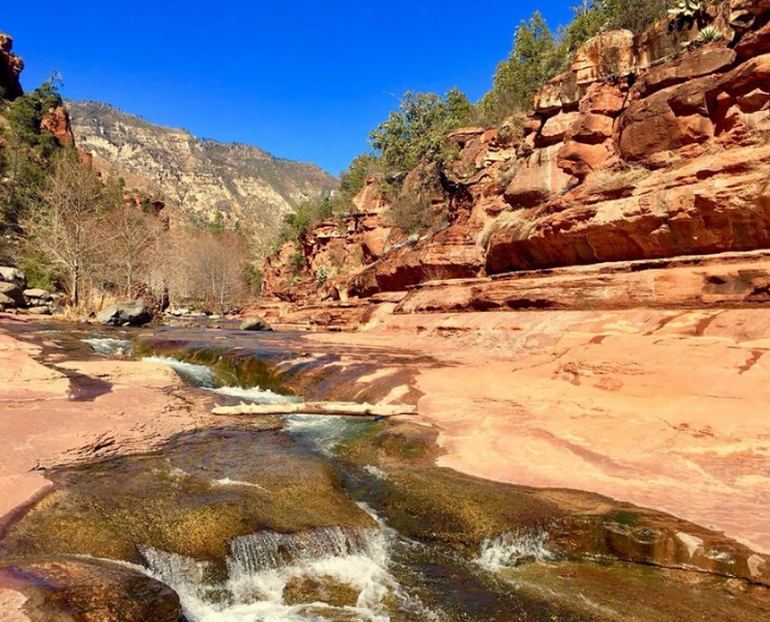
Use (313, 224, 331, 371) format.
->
(240, 316, 273, 331)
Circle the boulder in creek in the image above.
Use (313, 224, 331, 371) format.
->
(240, 316, 273, 331)
(25, 305, 53, 315)
(97, 301, 153, 327)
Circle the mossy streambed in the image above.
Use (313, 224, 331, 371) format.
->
(2, 326, 770, 621)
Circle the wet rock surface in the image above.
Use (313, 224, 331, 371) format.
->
(336, 421, 770, 586)
(0, 427, 374, 574)
(0, 559, 182, 622)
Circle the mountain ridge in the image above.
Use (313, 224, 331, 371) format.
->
(66, 99, 337, 251)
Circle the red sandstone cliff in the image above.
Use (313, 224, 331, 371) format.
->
(262, 0, 770, 314)
(0, 33, 23, 101)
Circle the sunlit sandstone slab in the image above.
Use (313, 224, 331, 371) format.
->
(0, 330, 70, 400)
(310, 308, 770, 555)
(0, 323, 218, 526)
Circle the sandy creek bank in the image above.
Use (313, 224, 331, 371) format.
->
(1, 311, 769, 620)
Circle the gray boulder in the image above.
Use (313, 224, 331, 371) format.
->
(0, 281, 23, 306)
(97, 301, 153, 327)
(0, 266, 25, 285)
(24, 287, 53, 302)
(25, 306, 52, 315)
(240, 316, 273, 332)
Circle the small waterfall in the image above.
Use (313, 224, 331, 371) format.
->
(142, 547, 211, 588)
(229, 527, 373, 574)
(284, 415, 372, 457)
(141, 518, 435, 621)
(141, 355, 217, 388)
(140, 355, 294, 406)
(209, 385, 294, 404)
(476, 529, 554, 571)
(82, 337, 133, 356)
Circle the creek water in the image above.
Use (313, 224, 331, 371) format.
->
(69, 329, 581, 621)
(5, 324, 770, 622)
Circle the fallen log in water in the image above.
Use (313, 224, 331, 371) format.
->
(212, 401, 417, 418)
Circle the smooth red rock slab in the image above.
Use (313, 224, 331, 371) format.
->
(310, 307, 770, 556)
(0, 323, 218, 527)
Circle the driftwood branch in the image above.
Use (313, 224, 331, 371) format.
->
(212, 401, 417, 418)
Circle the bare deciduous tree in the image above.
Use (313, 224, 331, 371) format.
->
(100, 187, 164, 297)
(154, 226, 249, 312)
(26, 150, 105, 306)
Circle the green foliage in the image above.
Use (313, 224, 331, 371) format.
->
(315, 265, 330, 286)
(696, 25, 724, 43)
(669, 0, 703, 19)
(339, 153, 380, 202)
(288, 248, 306, 275)
(4, 83, 61, 153)
(246, 264, 263, 293)
(477, 0, 683, 124)
(20, 251, 57, 291)
(602, 0, 677, 33)
(369, 87, 474, 173)
(561, 1, 608, 55)
(479, 12, 566, 124)
(1, 81, 65, 227)
(277, 193, 343, 245)
(204, 211, 227, 234)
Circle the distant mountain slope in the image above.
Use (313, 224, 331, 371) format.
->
(66, 100, 336, 246)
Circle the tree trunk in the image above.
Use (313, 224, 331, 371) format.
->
(71, 263, 80, 307)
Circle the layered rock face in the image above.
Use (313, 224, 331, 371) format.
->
(263, 1, 770, 305)
(486, 17, 770, 274)
(67, 100, 337, 241)
(40, 104, 74, 145)
(0, 33, 23, 101)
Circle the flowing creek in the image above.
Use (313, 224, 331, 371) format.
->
(2, 323, 770, 621)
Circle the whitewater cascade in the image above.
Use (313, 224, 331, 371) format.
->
(476, 529, 554, 572)
(82, 337, 133, 356)
(141, 521, 429, 622)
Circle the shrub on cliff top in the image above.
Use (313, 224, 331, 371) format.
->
(602, 0, 679, 33)
(369, 88, 474, 174)
(479, 12, 566, 124)
(478, 1, 688, 124)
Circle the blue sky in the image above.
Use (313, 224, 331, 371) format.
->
(2, 2, 574, 175)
